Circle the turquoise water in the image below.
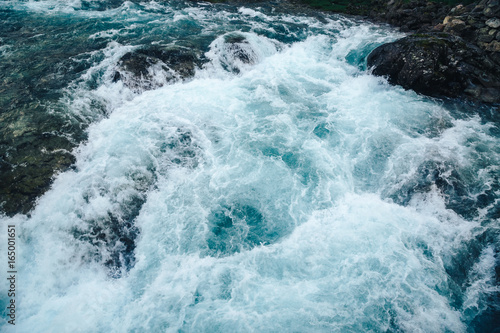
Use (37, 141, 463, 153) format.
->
(0, 1, 499, 332)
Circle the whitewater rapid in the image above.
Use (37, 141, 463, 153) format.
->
(0, 1, 499, 332)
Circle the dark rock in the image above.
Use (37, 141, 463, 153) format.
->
(368, 0, 452, 32)
(0, 97, 83, 217)
(73, 189, 144, 278)
(486, 40, 500, 51)
(224, 34, 254, 64)
(387, 160, 475, 218)
(432, 23, 445, 32)
(367, 33, 500, 103)
(113, 46, 203, 92)
(363, 0, 500, 60)
(478, 33, 496, 42)
(0, 136, 76, 216)
(219, 34, 259, 73)
(472, 5, 485, 13)
(480, 27, 491, 34)
(484, 6, 500, 17)
(450, 4, 467, 16)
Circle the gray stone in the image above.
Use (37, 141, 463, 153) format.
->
(472, 5, 485, 13)
(484, 7, 500, 17)
(464, 85, 482, 98)
(486, 18, 500, 28)
(478, 33, 496, 42)
(487, 0, 499, 7)
(486, 40, 500, 51)
(482, 88, 500, 103)
(477, 35, 495, 43)
(467, 17, 477, 25)
(444, 19, 467, 33)
(450, 4, 466, 15)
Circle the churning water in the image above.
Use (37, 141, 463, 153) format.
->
(0, 1, 499, 332)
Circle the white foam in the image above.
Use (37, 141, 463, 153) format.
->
(238, 7, 271, 20)
(202, 31, 281, 77)
(1, 3, 498, 332)
(462, 245, 499, 317)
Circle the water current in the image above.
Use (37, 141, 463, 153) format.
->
(0, 1, 499, 331)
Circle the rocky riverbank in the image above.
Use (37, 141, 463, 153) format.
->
(364, 0, 500, 104)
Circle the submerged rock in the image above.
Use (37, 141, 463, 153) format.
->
(222, 34, 257, 72)
(113, 46, 203, 92)
(367, 33, 500, 103)
(207, 33, 265, 74)
(0, 143, 76, 216)
(0, 102, 80, 216)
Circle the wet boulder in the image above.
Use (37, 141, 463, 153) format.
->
(224, 34, 256, 65)
(210, 33, 262, 74)
(113, 46, 202, 92)
(367, 33, 500, 103)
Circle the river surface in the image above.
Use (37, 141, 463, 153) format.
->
(0, 0, 499, 332)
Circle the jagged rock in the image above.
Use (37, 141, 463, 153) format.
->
(367, 33, 500, 103)
(113, 46, 203, 92)
(0, 132, 76, 216)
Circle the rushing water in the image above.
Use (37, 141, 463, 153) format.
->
(1, 0, 499, 332)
